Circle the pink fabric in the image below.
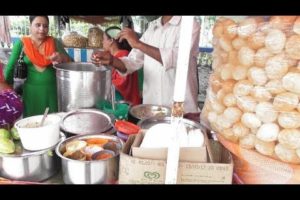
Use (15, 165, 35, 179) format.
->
(0, 16, 11, 45)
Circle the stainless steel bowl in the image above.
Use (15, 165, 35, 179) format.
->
(55, 134, 123, 184)
(0, 132, 65, 182)
(128, 104, 171, 124)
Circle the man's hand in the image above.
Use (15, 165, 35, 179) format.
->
(91, 50, 113, 66)
(118, 27, 140, 49)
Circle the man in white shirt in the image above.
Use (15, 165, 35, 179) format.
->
(92, 16, 200, 113)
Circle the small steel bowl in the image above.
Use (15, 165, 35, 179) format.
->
(128, 104, 171, 124)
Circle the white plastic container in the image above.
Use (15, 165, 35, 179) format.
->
(14, 115, 61, 151)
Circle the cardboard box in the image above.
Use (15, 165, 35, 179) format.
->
(119, 132, 233, 184)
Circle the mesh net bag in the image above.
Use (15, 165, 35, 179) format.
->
(201, 16, 300, 183)
(62, 31, 88, 48)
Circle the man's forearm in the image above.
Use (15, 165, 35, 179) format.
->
(135, 41, 163, 64)
(111, 56, 128, 73)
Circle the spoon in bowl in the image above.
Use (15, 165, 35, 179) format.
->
(40, 107, 49, 127)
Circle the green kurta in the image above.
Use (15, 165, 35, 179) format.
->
(4, 38, 70, 117)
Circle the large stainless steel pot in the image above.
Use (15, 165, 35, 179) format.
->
(0, 132, 65, 182)
(54, 62, 112, 112)
(55, 134, 123, 184)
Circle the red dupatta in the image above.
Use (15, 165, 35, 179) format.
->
(22, 36, 56, 67)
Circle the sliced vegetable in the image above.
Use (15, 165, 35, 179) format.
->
(114, 120, 140, 135)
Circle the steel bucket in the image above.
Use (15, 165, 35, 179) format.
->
(54, 62, 112, 112)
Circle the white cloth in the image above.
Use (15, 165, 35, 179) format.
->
(120, 16, 200, 113)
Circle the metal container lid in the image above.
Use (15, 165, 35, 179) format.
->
(60, 109, 113, 135)
(0, 132, 65, 158)
(137, 116, 201, 130)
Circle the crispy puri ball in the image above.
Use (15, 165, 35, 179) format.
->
(209, 73, 222, 93)
(238, 46, 255, 67)
(247, 67, 268, 86)
(247, 31, 265, 50)
(241, 112, 262, 129)
(236, 96, 257, 112)
(274, 143, 300, 164)
(285, 35, 300, 60)
(255, 102, 278, 123)
(237, 18, 257, 39)
(213, 20, 224, 38)
(223, 18, 238, 40)
(228, 50, 239, 65)
(270, 16, 297, 31)
(215, 115, 233, 129)
(220, 128, 239, 143)
(216, 89, 227, 102)
(282, 72, 300, 94)
(207, 111, 218, 124)
(254, 48, 273, 67)
(273, 92, 299, 112)
(222, 79, 236, 93)
(232, 37, 247, 50)
(265, 79, 285, 95)
(223, 93, 237, 107)
(239, 133, 256, 149)
(232, 122, 250, 138)
(265, 54, 289, 80)
(223, 107, 243, 124)
(256, 123, 280, 142)
(220, 64, 233, 81)
(232, 65, 248, 81)
(296, 148, 300, 159)
(255, 138, 275, 156)
(233, 80, 253, 96)
(265, 29, 286, 54)
(219, 36, 233, 52)
(211, 101, 226, 114)
(278, 111, 300, 129)
(293, 17, 300, 35)
(278, 128, 300, 149)
(251, 86, 272, 102)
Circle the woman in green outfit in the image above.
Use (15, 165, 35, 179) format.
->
(4, 16, 71, 117)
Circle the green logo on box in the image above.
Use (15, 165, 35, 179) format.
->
(144, 171, 160, 179)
